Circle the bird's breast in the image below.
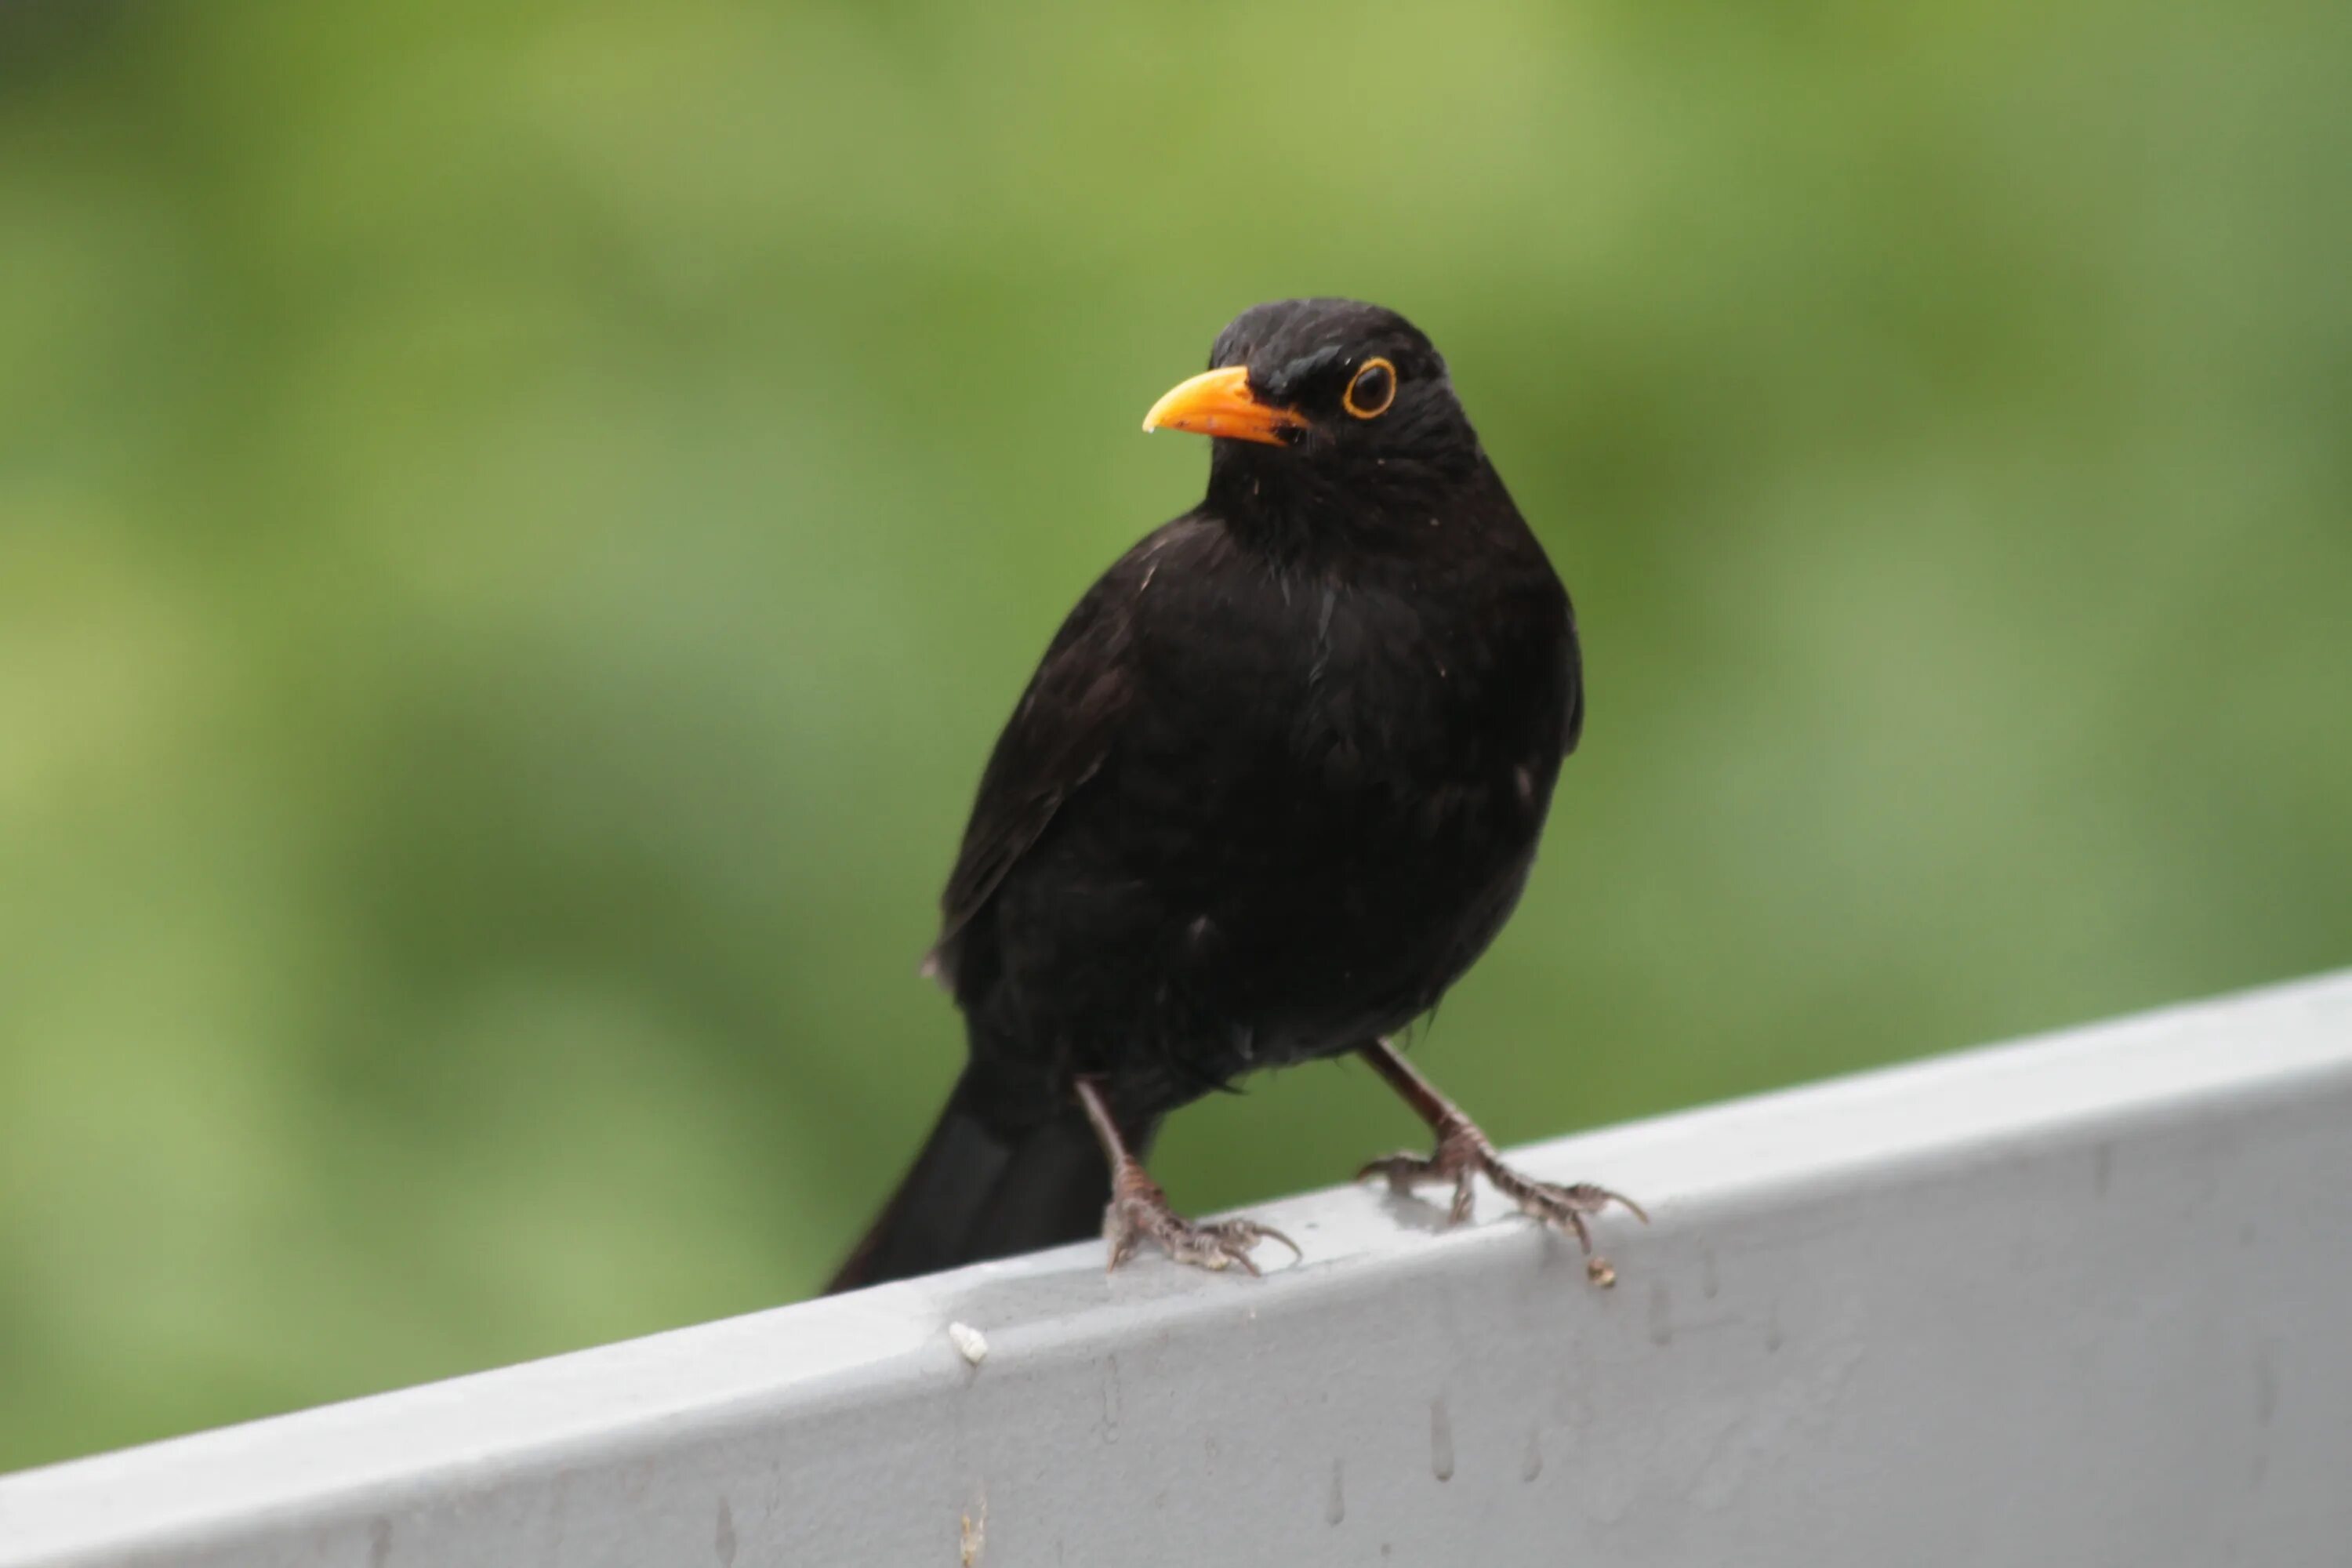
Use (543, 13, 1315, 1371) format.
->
(1123, 564, 1566, 858)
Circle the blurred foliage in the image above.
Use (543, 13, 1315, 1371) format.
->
(3, 0, 2349, 1472)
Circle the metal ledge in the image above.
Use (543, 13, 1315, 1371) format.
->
(5, 972, 2350, 1566)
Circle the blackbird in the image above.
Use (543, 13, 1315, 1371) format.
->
(829, 298, 1641, 1292)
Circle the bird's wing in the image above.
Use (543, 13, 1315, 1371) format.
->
(927, 521, 1189, 982)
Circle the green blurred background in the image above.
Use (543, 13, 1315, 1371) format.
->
(4, 0, 2348, 1472)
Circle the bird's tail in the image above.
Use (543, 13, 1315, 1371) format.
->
(826, 1066, 1136, 1292)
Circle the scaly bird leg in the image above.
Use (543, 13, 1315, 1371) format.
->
(1074, 1076, 1299, 1276)
(1354, 1037, 1646, 1287)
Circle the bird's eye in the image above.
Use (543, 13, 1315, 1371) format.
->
(1343, 358, 1397, 419)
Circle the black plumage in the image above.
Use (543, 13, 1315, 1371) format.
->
(831, 299, 1638, 1291)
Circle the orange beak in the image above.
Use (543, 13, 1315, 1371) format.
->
(1140, 365, 1308, 446)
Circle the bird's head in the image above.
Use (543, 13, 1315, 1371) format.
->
(1142, 299, 1487, 550)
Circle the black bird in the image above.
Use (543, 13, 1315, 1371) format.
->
(829, 299, 1640, 1292)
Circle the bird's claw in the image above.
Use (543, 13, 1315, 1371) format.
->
(1357, 1128, 1483, 1225)
(1357, 1118, 1644, 1286)
(1495, 1171, 1648, 1259)
(1104, 1164, 1299, 1276)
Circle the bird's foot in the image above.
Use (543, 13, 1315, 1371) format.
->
(1358, 1116, 1646, 1287)
(1103, 1160, 1299, 1276)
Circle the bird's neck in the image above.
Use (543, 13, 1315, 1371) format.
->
(1205, 445, 1513, 568)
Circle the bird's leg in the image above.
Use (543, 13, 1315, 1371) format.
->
(1074, 1076, 1299, 1276)
(1354, 1037, 1646, 1287)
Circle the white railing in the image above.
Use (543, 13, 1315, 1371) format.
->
(5, 972, 2350, 1566)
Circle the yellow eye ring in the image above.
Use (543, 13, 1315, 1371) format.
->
(1343, 357, 1397, 419)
